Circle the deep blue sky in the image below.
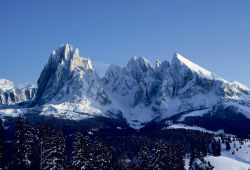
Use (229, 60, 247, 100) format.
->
(1, 1, 250, 86)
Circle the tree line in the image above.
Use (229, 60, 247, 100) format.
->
(0, 116, 223, 170)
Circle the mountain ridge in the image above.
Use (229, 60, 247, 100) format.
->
(1, 44, 250, 131)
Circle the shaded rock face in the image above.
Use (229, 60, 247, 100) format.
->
(103, 57, 171, 107)
(35, 44, 110, 106)
(170, 54, 217, 98)
(0, 80, 36, 105)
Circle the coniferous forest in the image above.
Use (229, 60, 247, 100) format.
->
(0, 115, 232, 170)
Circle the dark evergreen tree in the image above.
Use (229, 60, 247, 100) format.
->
(136, 146, 150, 170)
(11, 115, 24, 169)
(211, 139, 221, 156)
(189, 143, 214, 170)
(137, 143, 185, 170)
(40, 126, 67, 170)
(71, 132, 91, 170)
(22, 119, 34, 169)
(92, 137, 115, 170)
(226, 140, 231, 151)
(115, 153, 135, 170)
(173, 144, 185, 170)
(189, 144, 201, 170)
(33, 124, 47, 170)
(0, 119, 4, 170)
(11, 117, 34, 170)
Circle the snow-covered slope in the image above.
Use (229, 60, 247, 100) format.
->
(184, 135, 250, 170)
(0, 79, 36, 105)
(185, 156, 250, 170)
(204, 156, 249, 170)
(221, 138, 250, 164)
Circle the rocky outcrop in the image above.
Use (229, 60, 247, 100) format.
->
(35, 44, 110, 111)
(0, 80, 36, 105)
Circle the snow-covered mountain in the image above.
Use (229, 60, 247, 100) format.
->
(1, 44, 250, 130)
(103, 53, 250, 128)
(34, 44, 112, 119)
(0, 79, 36, 105)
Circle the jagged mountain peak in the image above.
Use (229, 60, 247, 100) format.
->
(0, 79, 36, 91)
(0, 79, 36, 105)
(50, 44, 73, 63)
(0, 79, 14, 91)
(127, 56, 152, 71)
(171, 53, 218, 80)
(35, 44, 96, 105)
(128, 56, 150, 63)
(50, 44, 93, 72)
(155, 60, 161, 68)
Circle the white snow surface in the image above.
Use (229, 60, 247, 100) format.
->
(185, 139, 250, 170)
(204, 156, 250, 170)
(32, 98, 110, 121)
(0, 108, 27, 117)
(221, 139, 250, 164)
(166, 124, 219, 134)
(179, 109, 211, 121)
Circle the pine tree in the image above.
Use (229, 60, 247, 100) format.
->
(146, 143, 185, 170)
(115, 153, 134, 170)
(151, 144, 170, 170)
(92, 137, 114, 170)
(189, 143, 214, 170)
(189, 144, 201, 170)
(211, 139, 221, 156)
(173, 144, 185, 170)
(12, 115, 24, 169)
(22, 119, 34, 169)
(11, 116, 34, 170)
(40, 126, 67, 170)
(71, 132, 91, 170)
(0, 119, 4, 170)
(226, 140, 231, 150)
(136, 146, 150, 170)
(33, 124, 47, 170)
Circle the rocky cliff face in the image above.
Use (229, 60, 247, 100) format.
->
(34, 44, 111, 118)
(0, 79, 36, 105)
